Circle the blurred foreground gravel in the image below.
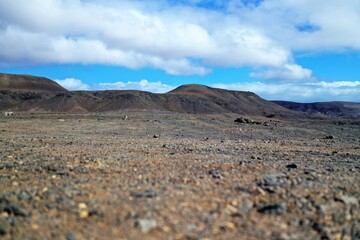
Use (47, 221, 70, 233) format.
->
(0, 113, 359, 240)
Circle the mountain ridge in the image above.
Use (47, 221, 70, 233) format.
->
(1, 73, 359, 118)
(273, 100, 360, 118)
(0, 73, 292, 116)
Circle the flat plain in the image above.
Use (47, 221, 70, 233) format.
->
(0, 113, 359, 240)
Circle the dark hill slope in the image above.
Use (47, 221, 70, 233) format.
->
(273, 101, 360, 118)
(0, 73, 67, 92)
(168, 84, 290, 115)
(0, 73, 296, 116)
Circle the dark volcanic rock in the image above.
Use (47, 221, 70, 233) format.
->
(257, 202, 287, 215)
(130, 190, 156, 198)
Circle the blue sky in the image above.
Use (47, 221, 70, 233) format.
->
(0, 0, 359, 102)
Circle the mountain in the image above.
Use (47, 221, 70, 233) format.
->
(0, 73, 67, 92)
(6, 73, 359, 118)
(167, 84, 289, 115)
(273, 101, 360, 118)
(0, 73, 294, 116)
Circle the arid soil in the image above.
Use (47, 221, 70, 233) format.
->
(0, 113, 359, 240)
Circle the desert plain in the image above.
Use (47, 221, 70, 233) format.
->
(0, 112, 359, 240)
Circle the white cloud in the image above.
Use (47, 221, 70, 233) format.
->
(250, 64, 313, 81)
(306, 81, 360, 88)
(96, 79, 173, 93)
(0, 0, 359, 80)
(211, 81, 360, 102)
(55, 78, 174, 93)
(0, 0, 292, 75)
(227, 0, 360, 51)
(55, 78, 90, 91)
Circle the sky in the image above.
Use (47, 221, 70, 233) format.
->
(0, 0, 360, 102)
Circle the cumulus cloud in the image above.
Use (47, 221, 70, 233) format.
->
(0, 0, 292, 75)
(96, 79, 173, 93)
(250, 64, 313, 81)
(211, 81, 360, 102)
(0, 0, 359, 79)
(55, 78, 174, 93)
(55, 78, 90, 91)
(226, 0, 360, 51)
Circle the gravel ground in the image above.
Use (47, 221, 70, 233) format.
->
(0, 113, 359, 240)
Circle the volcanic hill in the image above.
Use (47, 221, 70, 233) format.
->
(0, 73, 67, 92)
(0, 73, 293, 116)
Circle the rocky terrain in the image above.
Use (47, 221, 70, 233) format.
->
(0, 113, 359, 239)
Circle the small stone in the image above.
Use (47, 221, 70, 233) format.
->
(79, 210, 89, 218)
(88, 209, 99, 216)
(136, 219, 157, 233)
(4, 204, 29, 217)
(0, 218, 10, 236)
(351, 222, 360, 240)
(126, 211, 138, 219)
(234, 184, 246, 192)
(304, 169, 319, 176)
(220, 222, 236, 231)
(234, 117, 246, 123)
(130, 190, 156, 198)
(31, 223, 40, 230)
(238, 197, 254, 214)
(18, 190, 32, 201)
(65, 232, 77, 240)
(262, 173, 287, 187)
(286, 163, 298, 169)
(336, 195, 359, 207)
(324, 135, 334, 139)
(257, 202, 287, 215)
(78, 203, 87, 209)
(208, 169, 222, 179)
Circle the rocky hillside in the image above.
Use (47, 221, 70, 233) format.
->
(0, 73, 67, 92)
(0, 74, 294, 116)
(273, 101, 360, 118)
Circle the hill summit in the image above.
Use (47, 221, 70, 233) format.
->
(0, 73, 67, 92)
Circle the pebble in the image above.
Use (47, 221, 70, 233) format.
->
(130, 190, 156, 198)
(0, 218, 10, 236)
(234, 183, 247, 192)
(336, 195, 359, 207)
(208, 169, 222, 179)
(65, 232, 77, 240)
(351, 222, 360, 240)
(261, 173, 288, 187)
(286, 163, 298, 169)
(3, 204, 29, 217)
(257, 202, 287, 215)
(18, 190, 32, 201)
(136, 219, 157, 233)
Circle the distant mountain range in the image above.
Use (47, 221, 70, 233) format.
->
(272, 101, 360, 118)
(1, 73, 359, 118)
